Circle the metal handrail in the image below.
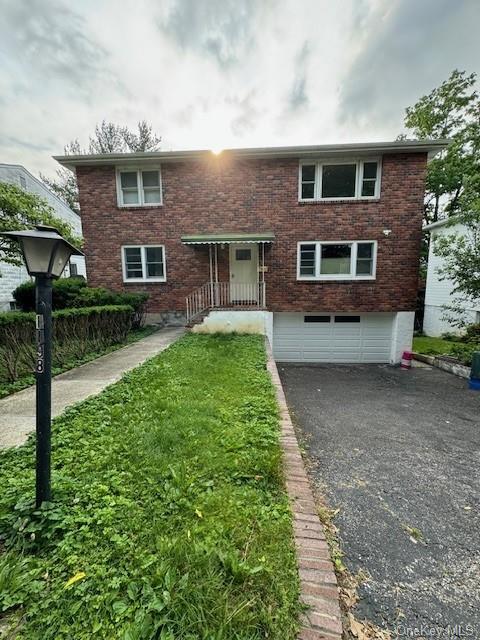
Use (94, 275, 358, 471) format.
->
(186, 281, 266, 322)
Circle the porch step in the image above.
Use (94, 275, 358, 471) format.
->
(185, 310, 210, 329)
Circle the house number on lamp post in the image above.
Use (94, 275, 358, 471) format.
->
(36, 313, 45, 375)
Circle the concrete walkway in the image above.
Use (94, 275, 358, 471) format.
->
(0, 327, 184, 449)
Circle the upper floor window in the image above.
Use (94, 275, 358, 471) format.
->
(122, 245, 166, 282)
(299, 159, 380, 201)
(297, 241, 376, 280)
(117, 168, 162, 207)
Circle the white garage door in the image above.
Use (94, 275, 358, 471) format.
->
(273, 313, 394, 363)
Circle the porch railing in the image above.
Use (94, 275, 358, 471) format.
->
(186, 281, 266, 322)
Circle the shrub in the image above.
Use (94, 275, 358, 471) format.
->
(12, 281, 148, 328)
(449, 342, 480, 367)
(463, 323, 480, 343)
(73, 288, 148, 328)
(440, 331, 459, 342)
(0, 305, 133, 383)
(13, 277, 86, 311)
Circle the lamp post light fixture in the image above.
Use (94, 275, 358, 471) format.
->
(0, 226, 84, 507)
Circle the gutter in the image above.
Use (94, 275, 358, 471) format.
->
(54, 139, 450, 170)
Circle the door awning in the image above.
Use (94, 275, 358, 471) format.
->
(181, 232, 275, 245)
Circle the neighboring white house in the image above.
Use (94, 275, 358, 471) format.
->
(423, 217, 480, 336)
(0, 164, 86, 311)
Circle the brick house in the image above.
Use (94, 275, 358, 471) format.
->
(55, 140, 445, 363)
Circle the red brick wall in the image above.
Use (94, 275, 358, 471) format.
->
(76, 152, 427, 314)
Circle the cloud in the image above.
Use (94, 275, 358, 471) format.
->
(229, 91, 261, 136)
(288, 41, 311, 110)
(338, 0, 480, 132)
(0, 0, 117, 97)
(2, 136, 53, 153)
(157, 0, 263, 67)
(0, 0, 478, 180)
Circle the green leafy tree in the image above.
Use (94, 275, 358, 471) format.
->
(401, 69, 479, 225)
(0, 182, 81, 268)
(41, 120, 161, 215)
(433, 177, 480, 326)
(400, 70, 480, 286)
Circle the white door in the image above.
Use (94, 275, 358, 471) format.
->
(273, 313, 394, 363)
(229, 244, 258, 302)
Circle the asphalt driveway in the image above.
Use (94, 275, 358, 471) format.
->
(278, 363, 480, 638)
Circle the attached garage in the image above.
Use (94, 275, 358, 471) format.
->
(273, 312, 395, 363)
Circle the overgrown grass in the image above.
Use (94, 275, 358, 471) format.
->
(412, 335, 461, 356)
(0, 325, 159, 399)
(0, 334, 299, 639)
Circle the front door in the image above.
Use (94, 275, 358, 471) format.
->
(229, 244, 258, 302)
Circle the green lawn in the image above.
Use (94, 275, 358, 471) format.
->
(0, 334, 300, 640)
(413, 335, 461, 356)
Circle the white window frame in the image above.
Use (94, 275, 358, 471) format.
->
(121, 244, 166, 283)
(298, 158, 381, 202)
(116, 167, 163, 207)
(297, 240, 377, 281)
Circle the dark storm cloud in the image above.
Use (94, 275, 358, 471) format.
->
(338, 0, 480, 131)
(158, 0, 265, 67)
(288, 42, 310, 110)
(0, 0, 115, 96)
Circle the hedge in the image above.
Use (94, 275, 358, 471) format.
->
(12, 277, 87, 312)
(0, 305, 133, 383)
(12, 280, 148, 329)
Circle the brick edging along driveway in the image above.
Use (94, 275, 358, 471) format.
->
(265, 341, 343, 640)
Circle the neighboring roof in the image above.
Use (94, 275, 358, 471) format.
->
(54, 139, 449, 169)
(424, 215, 460, 231)
(181, 232, 275, 244)
(0, 163, 81, 220)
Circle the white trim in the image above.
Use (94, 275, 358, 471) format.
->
(423, 215, 460, 231)
(54, 139, 449, 169)
(121, 244, 166, 283)
(297, 240, 377, 281)
(116, 167, 163, 208)
(298, 158, 382, 202)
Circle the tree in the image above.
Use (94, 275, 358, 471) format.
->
(40, 120, 161, 215)
(0, 182, 81, 268)
(41, 166, 80, 216)
(433, 178, 480, 326)
(401, 69, 479, 225)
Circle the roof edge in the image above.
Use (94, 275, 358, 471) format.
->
(54, 139, 450, 169)
(423, 215, 461, 231)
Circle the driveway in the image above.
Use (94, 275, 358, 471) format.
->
(278, 363, 480, 638)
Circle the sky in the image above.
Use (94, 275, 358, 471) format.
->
(0, 0, 479, 178)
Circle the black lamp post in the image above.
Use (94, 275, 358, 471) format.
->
(0, 226, 84, 507)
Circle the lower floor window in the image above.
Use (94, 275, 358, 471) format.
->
(122, 245, 166, 282)
(298, 240, 376, 280)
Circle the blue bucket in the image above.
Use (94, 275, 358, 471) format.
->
(468, 378, 480, 391)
